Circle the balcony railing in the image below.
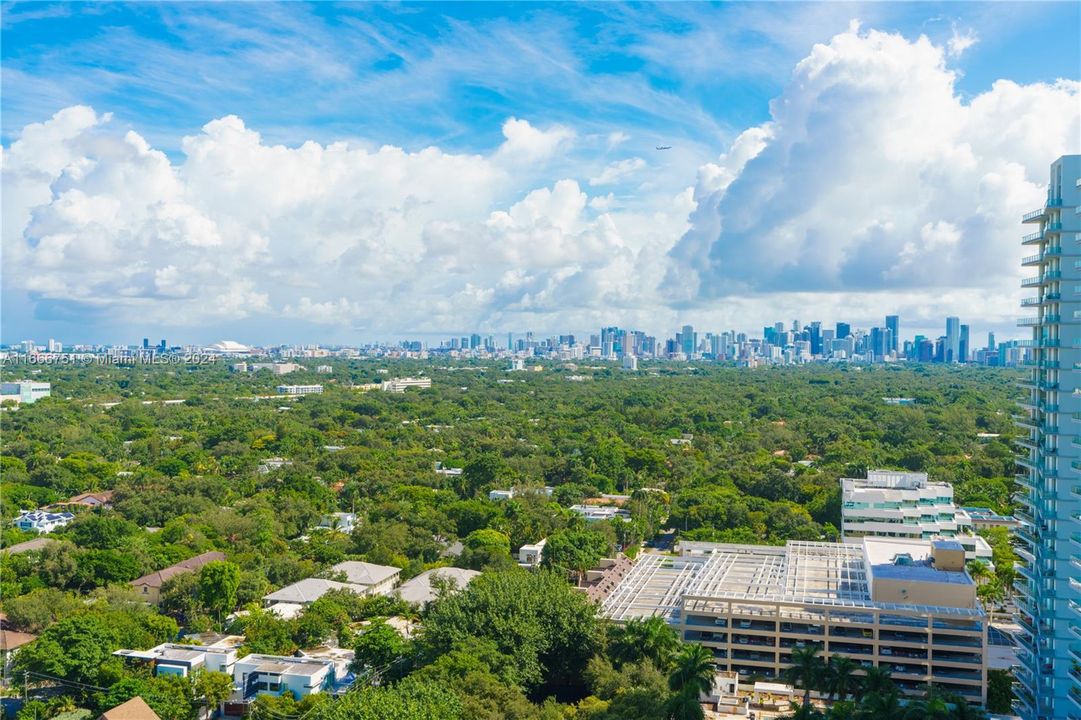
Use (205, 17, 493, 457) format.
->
(1023, 208, 1047, 223)
(1046, 221, 1064, 231)
(1022, 230, 1045, 244)
(1022, 253, 1043, 266)
(1018, 317, 1041, 326)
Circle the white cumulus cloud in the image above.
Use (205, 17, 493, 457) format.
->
(663, 24, 1079, 332)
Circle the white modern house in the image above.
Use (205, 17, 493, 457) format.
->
(519, 538, 547, 567)
(314, 513, 357, 534)
(114, 642, 238, 677)
(113, 640, 350, 703)
(233, 654, 336, 700)
(15, 510, 74, 533)
(840, 470, 992, 564)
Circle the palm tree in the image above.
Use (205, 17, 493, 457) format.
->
(667, 643, 715, 697)
(614, 615, 681, 670)
(782, 644, 825, 707)
(666, 687, 706, 720)
(823, 655, 860, 701)
(901, 696, 952, 720)
(855, 687, 903, 720)
(860, 665, 895, 696)
(780, 701, 826, 720)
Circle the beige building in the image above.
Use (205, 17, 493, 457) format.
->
(603, 537, 987, 704)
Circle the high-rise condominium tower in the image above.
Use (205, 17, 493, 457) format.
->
(885, 315, 899, 354)
(1013, 154, 1081, 720)
(946, 316, 961, 363)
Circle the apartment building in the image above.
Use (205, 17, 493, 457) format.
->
(276, 384, 323, 395)
(840, 470, 992, 564)
(603, 537, 988, 704)
(1013, 154, 1081, 720)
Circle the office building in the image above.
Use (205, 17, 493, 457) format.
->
(603, 537, 987, 703)
(946, 317, 961, 363)
(886, 315, 899, 354)
(1012, 154, 1081, 720)
(840, 470, 992, 564)
(836, 322, 851, 340)
(0, 381, 51, 405)
(959, 324, 970, 364)
(681, 325, 696, 357)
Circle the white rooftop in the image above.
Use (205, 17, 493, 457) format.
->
(263, 578, 365, 605)
(330, 561, 400, 587)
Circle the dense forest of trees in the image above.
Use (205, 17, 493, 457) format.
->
(0, 360, 1022, 718)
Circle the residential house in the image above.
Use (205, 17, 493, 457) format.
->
(329, 561, 400, 595)
(16, 509, 74, 533)
(395, 568, 479, 607)
(263, 579, 366, 607)
(131, 551, 226, 604)
(113, 642, 237, 677)
(99, 698, 161, 720)
(1, 614, 36, 685)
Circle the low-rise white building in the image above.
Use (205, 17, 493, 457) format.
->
(276, 384, 323, 395)
(381, 377, 431, 392)
(15, 510, 74, 533)
(1, 381, 51, 405)
(252, 363, 302, 375)
(233, 654, 337, 700)
(114, 641, 238, 677)
(519, 538, 547, 567)
(315, 513, 357, 534)
(570, 505, 632, 522)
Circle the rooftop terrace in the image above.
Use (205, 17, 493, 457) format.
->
(602, 539, 984, 624)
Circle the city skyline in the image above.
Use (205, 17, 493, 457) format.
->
(2, 3, 1079, 344)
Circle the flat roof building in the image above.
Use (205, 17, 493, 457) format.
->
(841, 470, 992, 564)
(381, 377, 431, 392)
(0, 381, 51, 405)
(602, 537, 987, 704)
(276, 384, 323, 395)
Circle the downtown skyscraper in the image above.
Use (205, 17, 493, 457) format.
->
(1012, 154, 1081, 720)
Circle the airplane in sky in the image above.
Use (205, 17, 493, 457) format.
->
(655, 145, 672, 150)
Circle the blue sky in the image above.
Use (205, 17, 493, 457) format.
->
(3, 3, 1072, 154)
(2, 2, 1079, 345)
